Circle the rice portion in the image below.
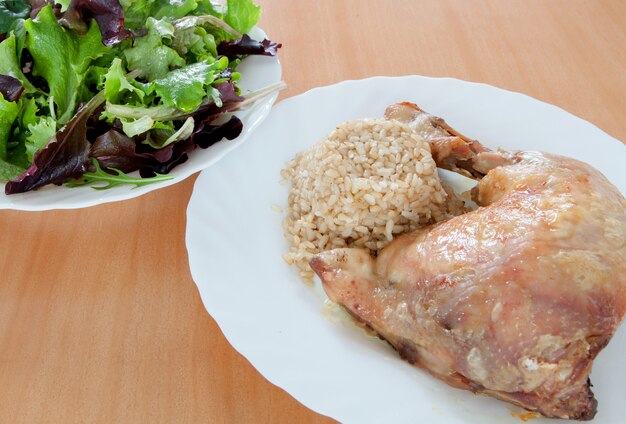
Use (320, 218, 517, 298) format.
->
(282, 118, 466, 282)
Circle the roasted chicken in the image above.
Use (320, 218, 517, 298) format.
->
(310, 103, 626, 420)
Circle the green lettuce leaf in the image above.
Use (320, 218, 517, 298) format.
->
(194, 1, 222, 17)
(25, 115, 56, 162)
(172, 24, 217, 62)
(0, 93, 20, 161)
(85, 65, 110, 90)
(121, 0, 198, 29)
(123, 17, 185, 81)
(152, 56, 228, 112)
(24, 5, 109, 124)
(103, 58, 145, 104)
(0, 157, 24, 180)
(121, 115, 154, 138)
(153, 0, 197, 21)
(19, 96, 38, 128)
(0, 32, 35, 93)
(224, 0, 261, 35)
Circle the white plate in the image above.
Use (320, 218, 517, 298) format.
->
(186, 76, 626, 424)
(0, 27, 281, 211)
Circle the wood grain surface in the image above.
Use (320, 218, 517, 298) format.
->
(1, 1, 624, 423)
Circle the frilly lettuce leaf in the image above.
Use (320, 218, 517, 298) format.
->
(123, 17, 185, 81)
(103, 57, 145, 104)
(120, 0, 225, 29)
(120, 0, 259, 38)
(172, 24, 217, 62)
(104, 54, 229, 123)
(25, 115, 56, 162)
(120, 0, 197, 29)
(152, 56, 228, 112)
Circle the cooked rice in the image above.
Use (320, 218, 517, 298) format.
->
(281, 118, 467, 282)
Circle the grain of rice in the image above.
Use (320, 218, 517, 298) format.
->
(281, 118, 468, 283)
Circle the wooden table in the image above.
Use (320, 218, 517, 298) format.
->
(1, 1, 624, 423)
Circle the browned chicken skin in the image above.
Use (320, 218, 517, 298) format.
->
(310, 103, 626, 420)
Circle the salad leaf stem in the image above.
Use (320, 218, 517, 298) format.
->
(48, 95, 56, 121)
(67, 157, 173, 190)
(105, 102, 180, 121)
(234, 80, 286, 110)
(104, 80, 285, 122)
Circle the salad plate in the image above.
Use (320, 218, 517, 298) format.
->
(186, 76, 626, 424)
(0, 27, 281, 211)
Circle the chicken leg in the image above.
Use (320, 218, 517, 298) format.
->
(310, 103, 626, 420)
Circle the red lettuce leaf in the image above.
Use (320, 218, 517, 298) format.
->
(138, 113, 243, 178)
(0, 74, 24, 101)
(90, 129, 175, 173)
(139, 140, 193, 178)
(188, 82, 244, 148)
(215, 81, 244, 104)
(217, 34, 281, 57)
(191, 115, 242, 149)
(139, 114, 243, 178)
(5, 91, 104, 194)
(59, 0, 131, 46)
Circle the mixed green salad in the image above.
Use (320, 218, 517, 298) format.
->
(0, 0, 280, 194)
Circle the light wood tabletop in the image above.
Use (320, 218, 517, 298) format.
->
(1, 1, 625, 423)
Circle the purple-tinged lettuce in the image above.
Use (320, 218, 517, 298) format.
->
(0, 74, 24, 101)
(59, 0, 132, 46)
(217, 34, 281, 57)
(5, 90, 104, 194)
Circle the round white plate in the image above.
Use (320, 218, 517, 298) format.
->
(0, 27, 281, 211)
(186, 76, 626, 424)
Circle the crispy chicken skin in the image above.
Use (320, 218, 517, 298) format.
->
(310, 103, 626, 420)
